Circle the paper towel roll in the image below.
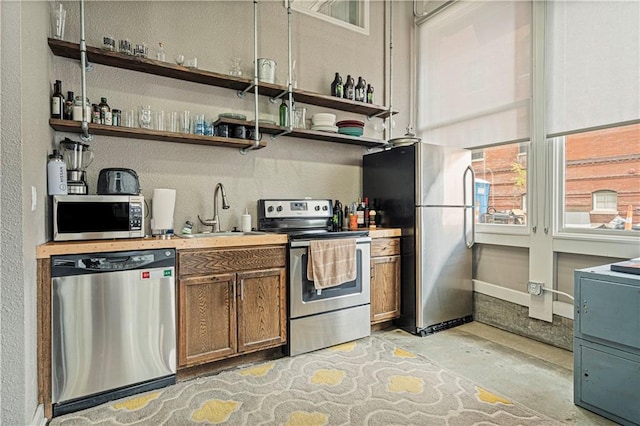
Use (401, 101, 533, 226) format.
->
(151, 188, 176, 233)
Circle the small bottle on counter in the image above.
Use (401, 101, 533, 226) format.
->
(343, 205, 350, 230)
(51, 80, 64, 119)
(369, 200, 377, 229)
(242, 209, 252, 232)
(364, 197, 370, 227)
(356, 198, 365, 228)
(63, 91, 74, 120)
(332, 200, 343, 231)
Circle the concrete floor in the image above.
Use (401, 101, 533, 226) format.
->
(377, 322, 616, 425)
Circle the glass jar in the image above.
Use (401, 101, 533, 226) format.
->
(138, 105, 152, 129)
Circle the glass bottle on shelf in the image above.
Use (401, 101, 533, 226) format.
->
(279, 98, 288, 127)
(356, 197, 365, 228)
(331, 72, 343, 97)
(51, 80, 64, 119)
(98, 97, 112, 125)
(156, 42, 166, 62)
(63, 91, 74, 120)
(366, 84, 375, 104)
(343, 75, 355, 101)
(355, 77, 366, 102)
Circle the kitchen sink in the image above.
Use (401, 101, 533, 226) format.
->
(178, 231, 267, 238)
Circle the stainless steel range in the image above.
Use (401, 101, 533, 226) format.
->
(258, 199, 371, 356)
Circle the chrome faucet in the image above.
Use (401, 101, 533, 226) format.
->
(198, 182, 230, 233)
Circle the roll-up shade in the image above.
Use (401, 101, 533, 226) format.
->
(417, 1, 531, 149)
(546, 1, 640, 136)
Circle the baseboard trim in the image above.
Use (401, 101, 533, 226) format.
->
(473, 279, 574, 320)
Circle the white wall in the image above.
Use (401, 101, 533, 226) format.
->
(1, 0, 52, 424)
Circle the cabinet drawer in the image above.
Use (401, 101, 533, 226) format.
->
(577, 277, 640, 350)
(179, 246, 286, 276)
(371, 238, 400, 257)
(574, 338, 640, 425)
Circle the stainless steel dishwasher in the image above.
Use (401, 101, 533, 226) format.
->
(51, 248, 176, 417)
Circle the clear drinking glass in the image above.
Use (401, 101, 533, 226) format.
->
(153, 110, 165, 131)
(193, 114, 205, 135)
(50, 3, 66, 40)
(166, 112, 178, 133)
(180, 110, 191, 134)
(138, 105, 152, 129)
(123, 110, 135, 127)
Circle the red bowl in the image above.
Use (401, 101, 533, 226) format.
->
(336, 120, 364, 128)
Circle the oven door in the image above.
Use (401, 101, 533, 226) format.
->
(289, 237, 371, 319)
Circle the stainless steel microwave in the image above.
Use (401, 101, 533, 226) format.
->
(53, 195, 145, 241)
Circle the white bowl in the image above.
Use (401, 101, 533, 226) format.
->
(312, 113, 336, 125)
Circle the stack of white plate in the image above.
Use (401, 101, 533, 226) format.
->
(311, 113, 338, 133)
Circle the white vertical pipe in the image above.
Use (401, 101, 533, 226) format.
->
(287, 0, 293, 130)
(79, 0, 90, 141)
(388, 0, 394, 140)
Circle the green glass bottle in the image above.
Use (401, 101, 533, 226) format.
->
(279, 99, 288, 127)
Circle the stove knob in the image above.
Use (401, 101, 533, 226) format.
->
(276, 206, 283, 212)
(267, 206, 274, 212)
(322, 206, 328, 211)
(314, 205, 320, 211)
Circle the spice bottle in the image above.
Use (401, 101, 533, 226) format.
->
(91, 104, 101, 124)
(63, 91, 74, 120)
(99, 97, 112, 125)
(51, 80, 64, 119)
(73, 96, 91, 121)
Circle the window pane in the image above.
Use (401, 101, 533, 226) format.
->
(417, 1, 531, 148)
(562, 123, 640, 231)
(472, 142, 528, 226)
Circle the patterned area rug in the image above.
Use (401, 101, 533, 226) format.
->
(50, 335, 559, 425)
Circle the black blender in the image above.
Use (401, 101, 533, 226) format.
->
(59, 137, 94, 194)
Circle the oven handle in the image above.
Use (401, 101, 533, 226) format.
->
(290, 236, 371, 248)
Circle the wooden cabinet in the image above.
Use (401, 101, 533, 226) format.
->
(178, 245, 286, 367)
(370, 237, 401, 324)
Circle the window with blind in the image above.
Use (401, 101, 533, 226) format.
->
(417, 1, 532, 229)
(548, 1, 640, 234)
(417, 1, 531, 149)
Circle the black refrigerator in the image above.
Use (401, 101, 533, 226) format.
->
(363, 143, 475, 336)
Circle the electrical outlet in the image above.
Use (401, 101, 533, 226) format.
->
(527, 281, 544, 296)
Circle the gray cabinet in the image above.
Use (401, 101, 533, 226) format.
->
(574, 264, 640, 426)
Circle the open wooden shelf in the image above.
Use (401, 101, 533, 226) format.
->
(48, 38, 397, 119)
(214, 117, 388, 148)
(49, 119, 267, 149)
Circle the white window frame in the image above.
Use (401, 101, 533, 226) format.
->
(553, 138, 639, 254)
(289, 0, 370, 35)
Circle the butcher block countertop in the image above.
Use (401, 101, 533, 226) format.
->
(36, 228, 401, 258)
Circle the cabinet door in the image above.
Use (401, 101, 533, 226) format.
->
(179, 273, 237, 367)
(371, 255, 401, 324)
(237, 268, 287, 353)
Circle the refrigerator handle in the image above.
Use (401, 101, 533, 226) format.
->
(463, 165, 476, 248)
